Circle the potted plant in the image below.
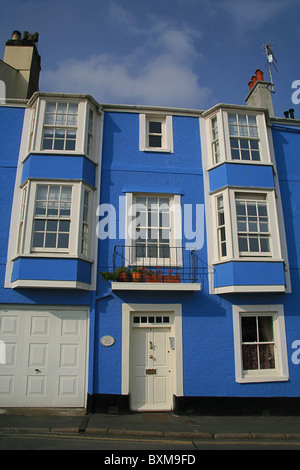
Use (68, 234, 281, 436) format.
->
(99, 271, 117, 281)
(99, 267, 131, 282)
(131, 267, 144, 282)
(163, 269, 180, 283)
(144, 267, 162, 283)
(115, 266, 131, 282)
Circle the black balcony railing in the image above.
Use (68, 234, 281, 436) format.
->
(112, 245, 199, 282)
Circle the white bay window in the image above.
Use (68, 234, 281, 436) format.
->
(212, 188, 282, 263)
(17, 181, 92, 259)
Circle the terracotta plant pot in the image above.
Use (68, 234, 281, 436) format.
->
(118, 272, 131, 282)
(144, 275, 162, 283)
(132, 272, 143, 282)
(163, 275, 180, 283)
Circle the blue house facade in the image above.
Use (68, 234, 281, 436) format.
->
(1, 32, 300, 414)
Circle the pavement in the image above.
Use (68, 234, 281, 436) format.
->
(1, 408, 300, 440)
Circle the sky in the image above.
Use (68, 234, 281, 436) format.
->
(0, 0, 299, 117)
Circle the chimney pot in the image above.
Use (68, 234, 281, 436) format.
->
(284, 111, 289, 118)
(251, 75, 258, 84)
(11, 30, 21, 41)
(289, 108, 295, 119)
(255, 69, 264, 82)
(248, 80, 254, 91)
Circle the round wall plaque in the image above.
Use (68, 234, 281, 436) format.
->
(100, 335, 115, 347)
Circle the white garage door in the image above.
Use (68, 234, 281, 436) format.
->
(0, 307, 89, 408)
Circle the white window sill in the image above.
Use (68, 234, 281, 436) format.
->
(140, 147, 173, 153)
(237, 373, 289, 384)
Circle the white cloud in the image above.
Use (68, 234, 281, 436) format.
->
(221, 0, 293, 29)
(41, 8, 212, 108)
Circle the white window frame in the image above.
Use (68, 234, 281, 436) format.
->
(17, 180, 93, 259)
(139, 114, 174, 153)
(27, 98, 90, 157)
(211, 188, 282, 263)
(206, 108, 271, 168)
(125, 192, 182, 267)
(233, 304, 289, 383)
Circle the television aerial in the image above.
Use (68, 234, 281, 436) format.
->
(262, 42, 278, 93)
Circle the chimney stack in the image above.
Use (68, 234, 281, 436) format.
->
(245, 68, 274, 117)
(1, 30, 41, 99)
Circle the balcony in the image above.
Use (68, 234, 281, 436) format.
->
(106, 245, 201, 291)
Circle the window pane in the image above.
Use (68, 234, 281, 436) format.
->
(242, 316, 257, 342)
(42, 138, 53, 150)
(251, 150, 260, 161)
(160, 212, 169, 227)
(236, 201, 246, 215)
(35, 201, 46, 216)
(37, 186, 48, 200)
(57, 103, 67, 113)
(159, 198, 169, 211)
(47, 203, 59, 216)
(46, 220, 57, 232)
(44, 113, 55, 125)
(159, 245, 170, 258)
(238, 236, 248, 252)
(160, 229, 170, 242)
(258, 316, 274, 341)
(230, 138, 239, 148)
(45, 232, 56, 248)
(149, 135, 162, 147)
(58, 233, 69, 248)
(32, 232, 44, 247)
(136, 245, 146, 258)
(242, 344, 258, 370)
(231, 149, 240, 159)
(148, 212, 158, 227)
(237, 218, 247, 232)
(259, 344, 275, 369)
(149, 121, 161, 133)
(148, 245, 158, 258)
(59, 220, 70, 232)
(34, 219, 45, 231)
(65, 139, 76, 151)
(54, 139, 64, 150)
(241, 149, 250, 160)
(148, 229, 158, 242)
(49, 186, 60, 200)
(247, 203, 257, 216)
(249, 236, 259, 252)
(137, 228, 146, 242)
(148, 197, 158, 210)
(240, 140, 249, 149)
(46, 102, 56, 113)
(260, 236, 270, 252)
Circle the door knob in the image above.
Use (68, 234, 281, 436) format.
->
(149, 354, 153, 359)
(35, 369, 41, 374)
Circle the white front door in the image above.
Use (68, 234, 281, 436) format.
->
(130, 314, 173, 411)
(0, 307, 88, 407)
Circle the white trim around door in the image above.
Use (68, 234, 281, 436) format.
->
(122, 303, 183, 411)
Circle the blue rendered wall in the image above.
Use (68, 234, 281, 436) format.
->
(94, 113, 300, 401)
(95, 111, 207, 395)
(0, 106, 25, 292)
